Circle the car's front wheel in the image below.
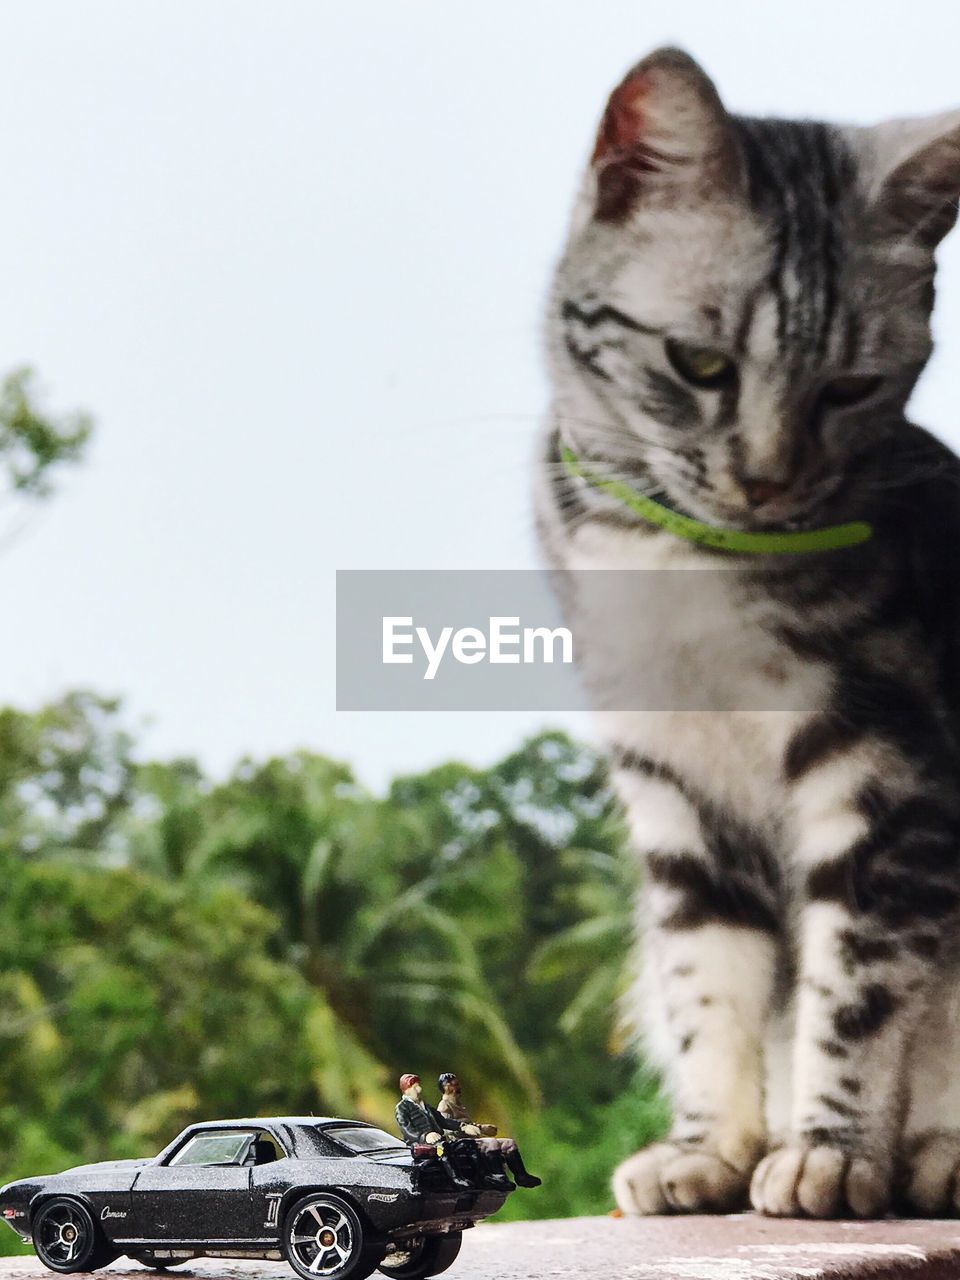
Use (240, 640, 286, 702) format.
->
(283, 1193, 384, 1280)
(379, 1232, 463, 1279)
(32, 1198, 116, 1274)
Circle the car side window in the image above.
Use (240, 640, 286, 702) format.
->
(168, 1131, 257, 1167)
(244, 1131, 284, 1165)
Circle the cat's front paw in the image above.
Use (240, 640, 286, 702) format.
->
(613, 1142, 749, 1215)
(750, 1144, 889, 1218)
(902, 1132, 960, 1215)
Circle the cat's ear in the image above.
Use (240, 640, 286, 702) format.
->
(591, 47, 743, 221)
(859, 108, 960, 250)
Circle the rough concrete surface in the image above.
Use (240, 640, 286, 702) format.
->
(6, 1215, 960, 1280)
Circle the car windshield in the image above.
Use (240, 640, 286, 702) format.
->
(169, 1131, 254, 1166)
(324, 1125, 406, 1153)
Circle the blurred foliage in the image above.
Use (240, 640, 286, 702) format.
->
(0, 694, 667, 1252)
(0, 368, 90, 510)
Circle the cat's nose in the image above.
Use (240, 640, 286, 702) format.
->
(742, 476, 789, 508)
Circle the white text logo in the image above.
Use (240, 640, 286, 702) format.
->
(382, 617, 573, 681)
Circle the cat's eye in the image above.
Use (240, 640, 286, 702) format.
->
(818, 374, 884, 408)
(665, 338, 736, 388)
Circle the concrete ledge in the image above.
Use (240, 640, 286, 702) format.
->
(6, 1215, 960, 1280)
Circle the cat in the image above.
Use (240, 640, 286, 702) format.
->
(535, 47, 960, 1218)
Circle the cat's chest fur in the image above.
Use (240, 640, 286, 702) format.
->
(561, 518, 832, 827)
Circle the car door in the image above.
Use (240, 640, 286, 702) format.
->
(129, 1129, 259, 1245)
(247, 1130, 292, 1240)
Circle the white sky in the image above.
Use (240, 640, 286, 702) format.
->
(1, 1, 959, 791)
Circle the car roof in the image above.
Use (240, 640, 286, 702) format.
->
(181, 1117, 380, 1131)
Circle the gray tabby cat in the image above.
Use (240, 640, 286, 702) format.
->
(535, 48, 960, 1218)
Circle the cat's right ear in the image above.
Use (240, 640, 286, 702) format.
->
(590, 48, 743, 221)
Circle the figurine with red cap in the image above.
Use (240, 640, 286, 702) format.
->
(394, 1074, 479, 1190)
(395, 1074, 475, 1146)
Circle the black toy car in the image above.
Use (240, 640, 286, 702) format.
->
(0, 1116, 512, 1280)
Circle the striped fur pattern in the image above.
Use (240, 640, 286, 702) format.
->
(536, 48, 960, 1218)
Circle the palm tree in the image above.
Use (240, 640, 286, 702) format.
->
(123, 751, 539, 1127)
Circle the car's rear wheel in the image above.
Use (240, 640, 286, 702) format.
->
(283, 1193, 384, 1280)
(32, 1198, 116, 1274)
(379, 1233, 462, 1279)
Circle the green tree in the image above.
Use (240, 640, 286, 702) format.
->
(0, 695, 668, 1237)
(0, 368, 90, 550)
(0, 692, 134, 856)
(0, 845, 382, 1254)
(127, 752, 539, 1118)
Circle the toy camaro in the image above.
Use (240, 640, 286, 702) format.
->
(0, 1116, 513, 1280)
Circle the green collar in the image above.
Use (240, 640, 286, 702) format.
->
(561, 445, 872, 556)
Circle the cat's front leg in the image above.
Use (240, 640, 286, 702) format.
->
(752, 772, 959, 1218)
(614, 917, 776, 1214)
(901, 974, 960, 1214)
(752, 895, 928, 1217)
(612, 759, 778, 1214)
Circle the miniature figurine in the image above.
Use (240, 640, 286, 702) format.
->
(436, 1072, 542, 1188)
(395, 1073, 466, 1146)
(394, 1074, 483, 1191)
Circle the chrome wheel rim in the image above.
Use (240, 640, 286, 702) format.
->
(289, 1200, 356, 1276)
(37, 1203, 91, 1267)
